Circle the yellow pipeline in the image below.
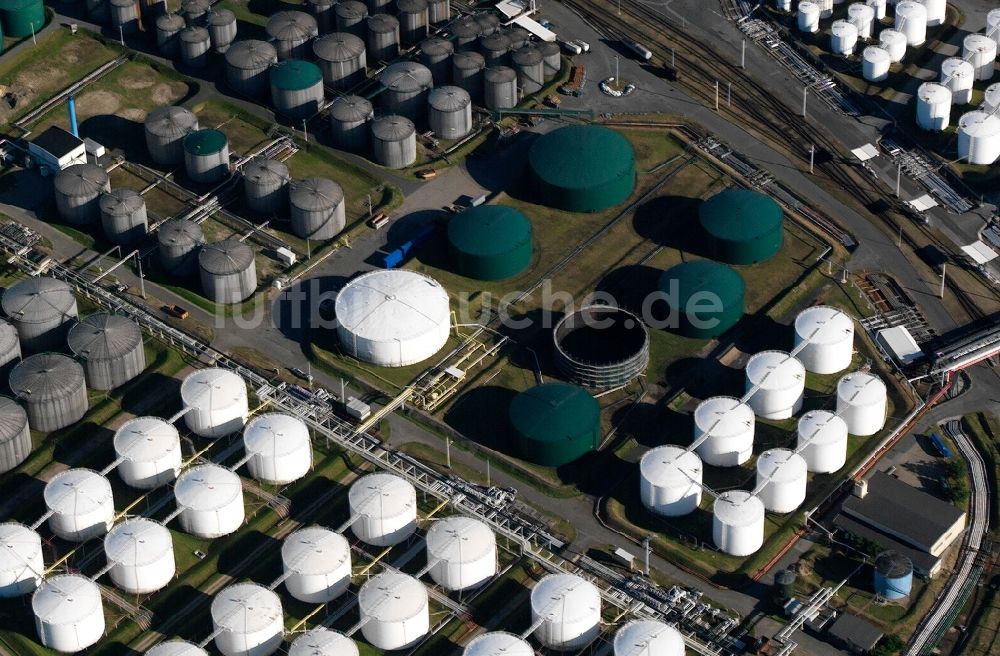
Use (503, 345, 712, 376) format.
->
(423, 498, 450, 520)
(354, 547, 392, 578)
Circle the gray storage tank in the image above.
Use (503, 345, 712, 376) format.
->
(266, 11, 319, 59)
(199, 239, 257, 304)
(378, 61, 433, 122)
(225, 39, 278, 97)
(452, 50, 485, 100)
(428, 0, 449, 23)
(428, 85, 472, 140)
(366, 13, 400, 62)
(270, 59, 325, 120)
(371, 115, 417, 168)
(335, 0, 368, 38)
(506, 26, 529, 50)
(10, 353, 87, 432)
(145, 106, 199, 167)
(418, 36, 453, 84)
(396, 0, 428, 46)
(179, 26, 211, 68)
(110, 0, 140, 34)
(484, 65, 517, 109)
(0, 320, 21, 386)
(289, 178, 346, 240)
(98, 189, 148, 245)
(479, 32, 510, 66)
(242, 158, 290, 216)
(157, 218, 204, 277)
(156, 14, 186, 57)
(87, 0, 110, 23)
(329, 95, 374, 151)
(540, 40, 561, 79)
(53, 163, 111, 225)
(451, 16, 480, 51)
(0, 396, 30, 474)
(67, 313, 146, 391)
(307, 0, 336, 33)
(206, 9, 238, 54)
(183, 128, 230, 184)
(474, 12, 500, 36)
(313, 33, 368, 90)
(2, 277, 78, 353)
(181, 0, 208, 23)
(367, 0, 392, 13)
(511, 43, 543, 95)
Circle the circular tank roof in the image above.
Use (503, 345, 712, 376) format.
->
(958, 111, 1000, 138)
(379, 61, 433, 93)
(335, 269, 449, 344)
(158, 219, 204, 249)
(104, 518, 172, 566)
(613, 620, 686, 656)
(68, 313, 142, 361)
(10, 353, 85, 401)
(313, 32, 366, 61)
(429, 85, 472, 111)
(880, 29, 905, 45)
(281, 526, 350, 575)
(713, 490, 764, 526)
(398, 0, 427, 12)
(349, 473, 416, 519)
(453, 50, 486, 70)
(863, 46, 890, 63)
(447, 205, 531, 262)
(798, 410, 848, 445)
(0, 397, 28, 442)
(211, 583, 283, 633)
(463, 632, 534, 656)
(243, 413, 310, 459)
(528, 125, 635, 211)
(483, 65, 516, 83)
(225, 40, 278, 69)
(289, 177, 344, 211)
(2, 276, 75, 323)
(289, 628, 358, 656)
(795, 305, 853, 345)
(44, 469, 113, 517)
(659, 260, 745, 311)
(511, 44, 543, 65)
(0, 319, 16, 353)
(508, 383, 599, 442)
(181, 368, 246, 407)
(335, 0, 367, 19)
(0, 522, 41, 575)
(145, 106, 199, 138)
(420, 36, 453, 57)
(114, 416, 179, 463)
(175, 464, 242, 511)
(700, 189, 782, 241)
(179, 26, 210, 43)
(371, 115, 416, 141)
(837, 372, 886, 404)
(358, 572, 427, 620)
(266, 11, 318, 40)
(694, 396, 754, 437)
(199, 239, 254, 275)
(206, 8, 236, 25)
(451, 16, 480, 38)
(54, 163, 109, 197)
(271, 59, 323, 90)
(157, 13, 186, 31)
(875, 550, 913, 577)
(145, 640, 210, 656)
(942, 57, 974, 79)
(756, 448, 807, 484)
(367, 12, 399, 33)
(746, 351, 805, 390)
(99, 189, 145, 217)
(425, 516, 495, 563)
(530, 574, 600, 622)
(243, 158, 289, 187)
(32, 574, 102, 625)
(183, 129, 227, 156)
(330, 95, 374, 122)
(639, 446, 702, 488)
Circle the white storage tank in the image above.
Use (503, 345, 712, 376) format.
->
(32, 574, 105, 653)
(797, 410, 848, 473)
(866, 0, 885, 19)
(797, 1, 820, 33)
(104, 518, 175, 594)
(211, 582, 284, 656)
(44, 468, 114, 542)
(817, 0, 833, 18)
(879, 29, 907, 62)
(963, 34, 997, 82)
(744, 351, 805, 420)
(639, 445, 702, 516)
(712, 490, 765, 556)
(463, 632, 534, 656)
(830, 20, 859, 56)
(114, 416, 182, 489)
(692, 396, 755, 467)
(916, 82, 953, 130)
(529, 574, 601, 651)
(348, 472, 417, 545)
(425, 516, 497, 591)
(358, 572, 429, 651)
(174, 464, 245, 538)
(848, 3, 874, 39)
(862, 46, 891, 82)
(794, 306, 854, 374)
(0, 523, 43, 598)
(984, 83, 1000, 112)
(776, 0, 792, 11)
(613, 620, 686, 656)
(242, 413, 312, 484)
(335, 269, 450, 367)
(990, 8, 1000, 48)
(146, 640, 210, 656)
(288, 628, 359, 656)
(281, 526, 351, 603)
(755, 449, 808, 513)
(958, 111, 1000, 165)
(180, 368, 249, 438)
(894, 1, 927, 46)
(836, 371, 887, 436)
(917, 0, 945, 26)
(941, 57, 975, 105)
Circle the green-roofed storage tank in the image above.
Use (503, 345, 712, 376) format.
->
(659, 260, 745, 338)
(698, 189, 783, 265)
(528, 125, 635, 213)
(270, 59, 325, 120)
(509, 383, 600, 467)
(0, 0, 44, 38)
(183, 128, 230, 184)
(447, 205, 532, 280)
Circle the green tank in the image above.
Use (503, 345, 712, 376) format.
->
(658, 260, 745, 338)
(447, 205, 533, 281)
(509, 383, 600, 467)
(698, 189, 783, 265)
(0, 0, 44, 38)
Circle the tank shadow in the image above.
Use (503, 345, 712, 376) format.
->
(215, 529, 282, 578)
(664, 357, 742, 400)
(444, 385, 518, 454)
(632, 194, 707, 255)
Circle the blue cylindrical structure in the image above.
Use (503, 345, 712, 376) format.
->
(874, 551, 913, 600)
(68, 96, 79, 137)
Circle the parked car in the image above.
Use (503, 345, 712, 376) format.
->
(290, 367, 314, 383)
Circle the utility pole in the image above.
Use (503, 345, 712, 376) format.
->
(614, 54, 620, 82)
(366, 193, 373, 221)
(940, 263, 947, 298)
(30, 21, 37, 45)
(618, 0, 621, 15)
(715, 80, 719, 111)
(802, 86, 808, 117)
(671, 48, 675, 68)
(741, 39, 746, 68)
(809, 144, 815, 174)
(486, 459, 491, 487)
(302, 119, 308, 143)
(306, 238, 311, 259)
(895, 162, 901, 197)
(445, 436, 451, 469)
(897, 223, 902, 248)
(119, 25, 124, 47)
(643, 536, 651, 576)
(134, 252, 146, 299)
(727, 82, 732, 107)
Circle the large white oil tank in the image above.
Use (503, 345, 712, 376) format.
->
(32, 574, 105, 652)
(848, 3, 874, 38)
(288, 628, 359, 656)
(797, 1, 820, 32)
(613, 620, 686, 656)
(831, 20, 859, 56)
(693, 396, 755, 467)
(113, 416, 182, 489)
(211, 582, 284, 656)
(180, 368, 249, 438)
(348, 473, 417, 546)
(963, 34, 997, 82)
(862, 46, 891, 82)
(463, 632, 534, 656)
(174, 464, 245, 538)
(984, 83, 1000, 112)
(281, 526, 351, 603)
(744, 351, 805, 420)
(103, 518, 175, 594)
(866, 0, 885, 19)
(755, 449, 808, 513)
(990, 8, 1000, 48)
(242, 414, 312, 484)
(794, 306, 854, 374)
(0, 523, 43, 598)
(916, 82, 953, 130)
(917, 0, 945, 26)
(358, 572, 429, 651)
(817, 0, 833, 18)
(879, 29, 907, 62)
(425, 516, 497, 591)
(146, 640, 210, 656)
(44, 468, 115, 542)
(530, 574, 601, 651)
(712, 490, 765, 556)
(941, 57, 975, 105)
(639, 446, 702, 516)
(894, 1, 927, 46)
(958, 111, 1000, 165)
(797, 410, 848, 473)
(836, 372, 887, 436)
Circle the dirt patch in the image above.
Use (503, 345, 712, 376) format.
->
(59, 40, 86, 65)
(151, 82, 184, 105)
(118, 108, 147, 121)
(75, 90, 121, 117)
(119, 74, 154, 90)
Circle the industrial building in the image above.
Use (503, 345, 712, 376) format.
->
(826, 612, 884, 654)
(28, 126, 86, 173)
(509, 383, 600, 467)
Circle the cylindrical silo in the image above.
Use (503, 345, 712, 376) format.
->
(866, 0, 885, 19)
(419, 36, 454, 84)
(990, 8, 1000, 48)
(985, 83, 1000, 112)
(282, 527, 351, 603)
(2, 276, 78, 353)
(113, 416, 182, 489)
(242, 158, 289, 216)
(895, 1, 927, 46)
(157, 218, 204, 277)
(530, 574, 601, 651)
(916, 82, 952, 130)
(639, 445, 702, 516)
(179, 26, 212, 68)
(397, 0, 428, 46)
(199, 239, 257, 304)
(53, 163, 110, 224)
(916, 0, 945, 26)
(452, 50, 485, 100)
(358, 572, 429, 651)
(243, 413, 312, 484)
(613, 620, 686, 656)
(175, 464, 245, 538)
(225, 39, 278, 97)
(425, 516, 497, 591)
(289, 177, 346, 240)
(798, 1, 820, 33)
(837, 372, 887, 436)
(271, 59, 325, 120)
(941, 57, 975, 105)
(0, 321, 19, 383)
(428, 0, 448, 23)
(484, 65, 517, 109)
(329, 95, 374, 152)
(755, 449, 808, 513)
(745, 351, 805, 420)
(145, 105, 199, 166)
(181, 0, 208, 23)
(367, 13, 400, 62)
(958, 111, 1000, 165)
(211, 583, 284, 656)
(378, 61, 433, 122)
(183, 128, 230, 184)
(32, 575, 105, 653)
(428, 85, 472, 140)
(10, 353, 87, 432)
(473, 12, 500, 37)
(511, 43, 544, 95)
(348, 472, 417, 545)
(289, 629, 359, 656)
(0, 523, 43, 598)
(313, 33, 367, 90)
(306, 0, 335, 33)
(794, 305, 854, 374)
(451, 16, 481, 51)
(463, 633, 533, 656)
(335, 0, 368, 37)
(478, 31, 510, 66)
(368, 0, 392, 14)
(540, 40, 561, 79)
(0, 397, 29, 475)
(180, 367, 249, 437)
(68, 313, 146, 390)
(206, 9, 238, 54)
(110, 0, 140, 34)
(506, 26, 529, 50)
(156, 13, 186, 57)
(267, 11, 319, 59)
(146, 641, 210, 656)
(44, 468, 114, 542)
(830, 20, 859, 56)
(371, 114, 417, 168)
(879, 29, 907, 62)
(692, 396, 755, 467)
(862, 46, 891, 82)
(848, 3, 874, 39)
(99, 189, 147, 245)
(874, 551, 913, 600)
(797, 410, 848, 473)
(104, 518, 175, 594)
(713, 490, 765, 556)
(963, 34, 997, 82)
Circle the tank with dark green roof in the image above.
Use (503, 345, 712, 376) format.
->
(183, 128, 230, 184)
(528, 125, 635, 213)
(658, 260, 744, 338)
(509, 383, 600, 467)
(447, 205, 532, 280)
(270, 59, 325, 120)
(698, 189, 783, 265)
(0, 0, 44, 39)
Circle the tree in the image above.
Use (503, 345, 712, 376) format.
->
(872, 633, 905, 656)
